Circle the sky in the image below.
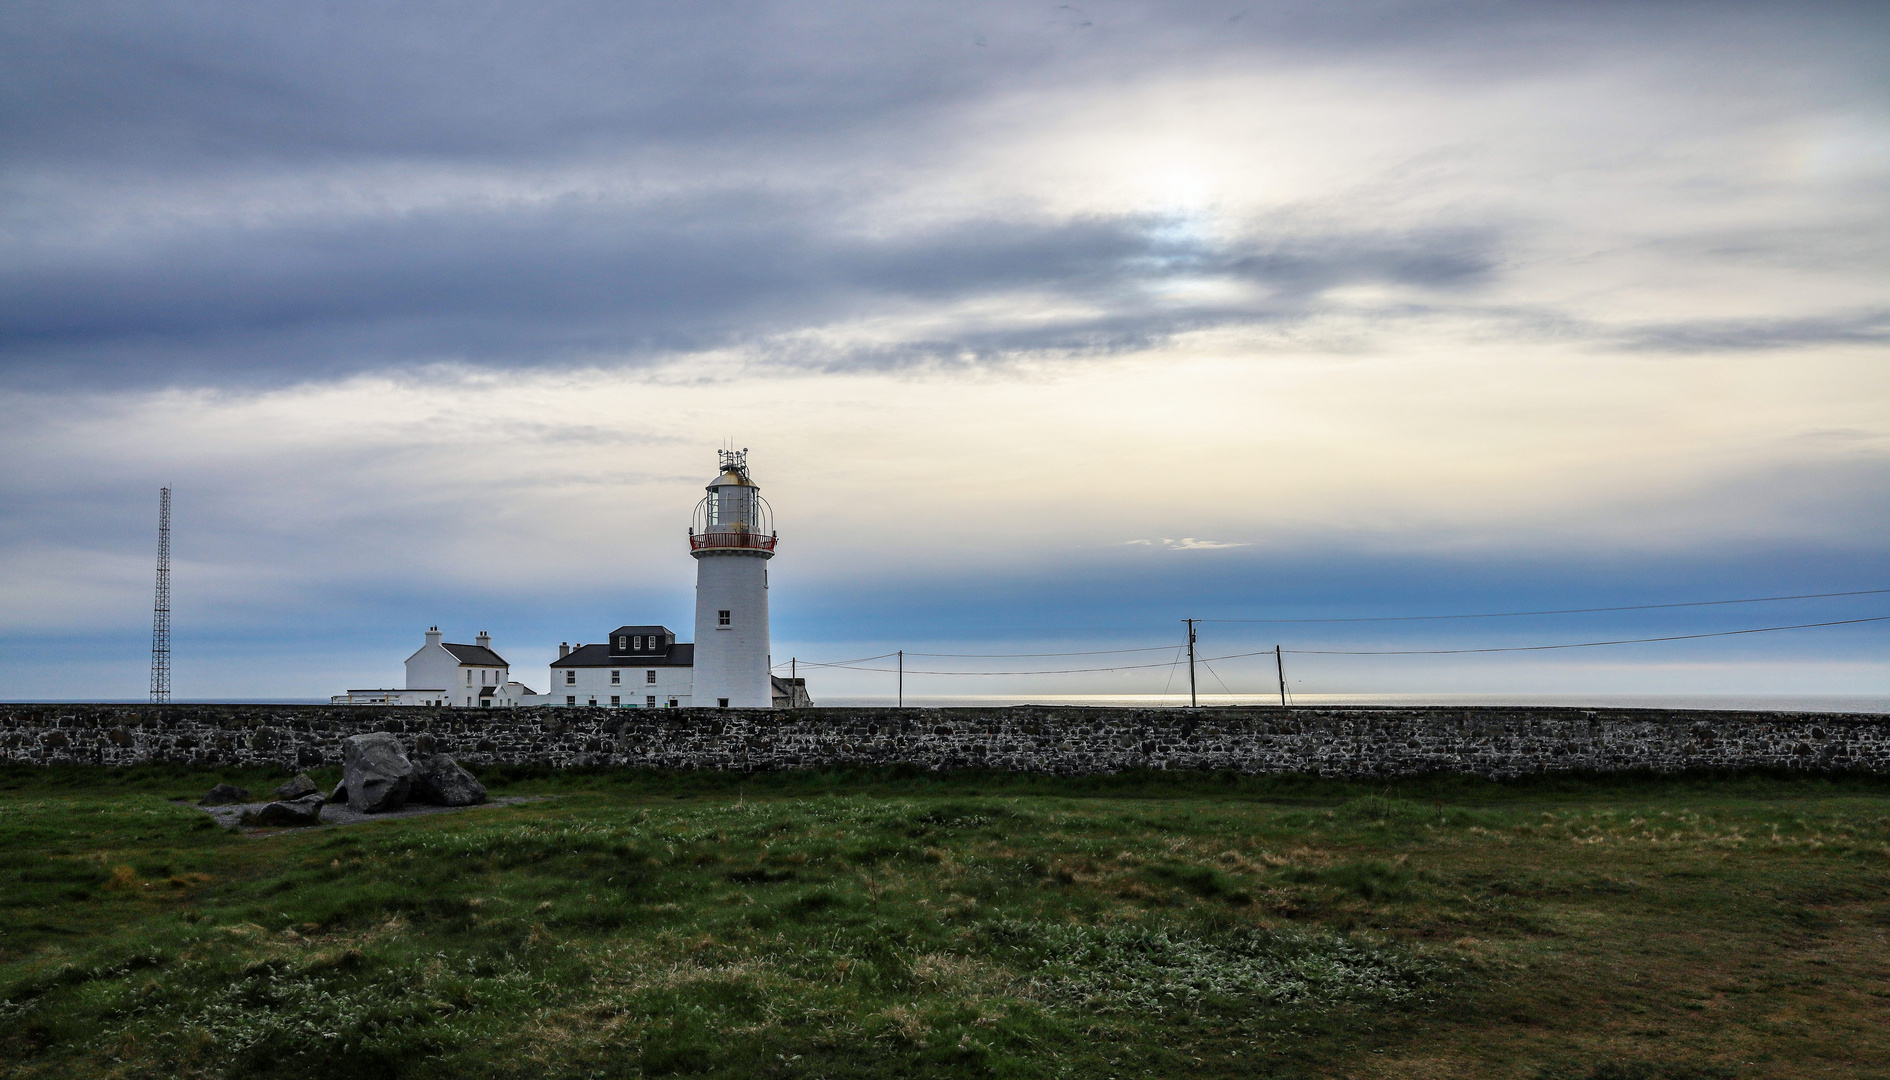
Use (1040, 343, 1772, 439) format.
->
(1, 0, 1886, 702)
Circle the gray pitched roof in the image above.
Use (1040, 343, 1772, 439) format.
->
(442, 643, 507, 666)
(609, 625, 674, 639)
(553, 642, 694, 668)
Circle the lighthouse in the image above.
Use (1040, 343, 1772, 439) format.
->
(689, 448, 776, 707)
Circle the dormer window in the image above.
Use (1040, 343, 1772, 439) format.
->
(617, 635, 627, 650)
(634, 635, 644, 650)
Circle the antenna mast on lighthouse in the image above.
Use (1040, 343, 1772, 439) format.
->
(150, 487, 171, 704)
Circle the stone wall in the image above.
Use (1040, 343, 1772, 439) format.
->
(2, 704, 1886, 778)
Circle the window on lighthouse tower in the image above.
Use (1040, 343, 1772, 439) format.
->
(718, 610, 731, 626)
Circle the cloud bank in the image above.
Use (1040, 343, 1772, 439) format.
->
(1, 1, 1885, 698)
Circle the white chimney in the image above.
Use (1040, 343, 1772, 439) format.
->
(425, 626, 442, 647)
(559, 642, 570, 658)
(476, 630, 491, 649)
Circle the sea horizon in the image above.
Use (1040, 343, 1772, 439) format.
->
(7, 692, 1887, 714)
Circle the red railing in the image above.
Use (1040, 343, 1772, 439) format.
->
(690, 531, 777, 552)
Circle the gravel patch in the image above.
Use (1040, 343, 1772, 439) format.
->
(193, 795, 545, 833)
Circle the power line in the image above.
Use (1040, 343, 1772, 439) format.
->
(1200, 659, 1234, 697)
(773, 651, 895, 671)
(1279, 615, 1890, 655)
(1197, 588, 1890, 624)
(777, 589, 1888, 670)
(785, 656, 1190, 676)
(778, 645, 1182, 663)
(768, 615, 1887, 675)
(1159, 643, 1184, 699)
(906, 645, 1181, 658)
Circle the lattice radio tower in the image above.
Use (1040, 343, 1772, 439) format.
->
(149, 487, 171, 704)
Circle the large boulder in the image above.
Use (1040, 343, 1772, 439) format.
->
(410, 754, 487, 807)
(249, 793, 325, 827)
(343, 732, 412, 813)
(198, 783, 252, 806)
(274, 773, 318, 801)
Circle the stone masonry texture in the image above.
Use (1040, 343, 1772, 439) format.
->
(1, 704, 1886, 777)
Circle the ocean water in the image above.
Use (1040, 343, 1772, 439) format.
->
(812, 693, 1890, 714)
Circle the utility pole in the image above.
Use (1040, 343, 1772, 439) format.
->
(791, 657, 796, 681)
(1275, 644, 1287, 708)
(150, 487, 171, 705)
(1185, 619, 1197, 708)
(897, 650, 903, 708)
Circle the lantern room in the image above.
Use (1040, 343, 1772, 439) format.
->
(690, 448, 776, 554)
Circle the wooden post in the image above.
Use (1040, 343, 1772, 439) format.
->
(1186, 619, 1197, 708)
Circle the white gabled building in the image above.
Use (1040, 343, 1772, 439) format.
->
(407, 627, 512, 706)
(331, 627, 539, 707)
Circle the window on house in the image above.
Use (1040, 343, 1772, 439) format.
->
(610, 670, 620, 684)
(667, 698, 678, 707)
(718, 698, 730, 708)
(566, 695, 576, 706)
(565, 670, 576, 686)
(646, 670, 656, 684)
(634, 635, 644, 650)
(587, 697, 596, 706)
(466, 669, 472, 684)
(610, 695, 620, 706)
(646, 695, 656, 708)
(617, 635, 627, 650)
(718, 610, 731, 626)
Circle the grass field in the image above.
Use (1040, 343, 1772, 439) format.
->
(1, 765, 1886, 1079)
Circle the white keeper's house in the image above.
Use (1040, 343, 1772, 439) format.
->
(331, 449, 811, 709)
(549, 626, 694, 708)
(331, 628, 540, 707)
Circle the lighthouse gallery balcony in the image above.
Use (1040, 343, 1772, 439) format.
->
(690, 531, 777, 552)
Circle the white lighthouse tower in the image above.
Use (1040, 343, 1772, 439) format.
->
(689, 448, 776, 707)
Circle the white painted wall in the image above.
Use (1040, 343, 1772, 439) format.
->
(692, 551, 772, 707)
(402, 628, 510, 706)
(331, 689, 448, 706)
(405, 643, 459, 691)
(551, 663, 692, 707)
